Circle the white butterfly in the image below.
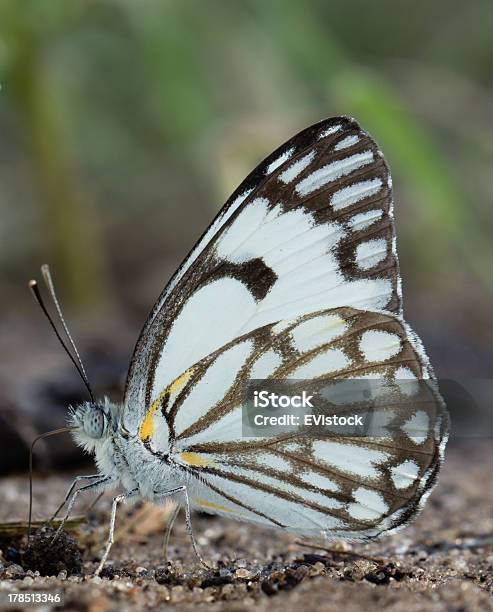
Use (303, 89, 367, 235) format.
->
(46, 116, 448, 575)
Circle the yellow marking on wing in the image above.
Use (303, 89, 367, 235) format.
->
(139, 401, 160, 441)
(180, 452, 216, 468)
(169, 368, 195, 395)
(139, 368, 194, 442)
(194, 498, 233, 513)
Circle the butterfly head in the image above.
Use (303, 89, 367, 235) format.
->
(68, 398, 118, 453)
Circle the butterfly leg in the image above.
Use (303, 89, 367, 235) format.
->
(162, 502, 180, 562)
(51, 475, 113, 543)
(94, 488, 139, 576)
(49, 474, 101, 522)
(155, 486, 213, 570)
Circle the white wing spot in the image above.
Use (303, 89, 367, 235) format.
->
(318, 124, 342, 139)
(299, 471, 340, 492)
(348, 209, 383, 232)
(330, 178, 382, 211)
(360, 330, 401, 362)
(311, 440, 390, 479)
(266, 147, 295, 174)
(334, 135, 359, 150)
(355, 238, 388, 271)
(291, 314, 347, 353)
(278, 151, 316, 184)
(296, 151, 374, 196)
(250, 350, 283, 379)
(391, 460, 420, 489)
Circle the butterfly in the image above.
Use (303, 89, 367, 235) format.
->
(38, 116, 448, 575)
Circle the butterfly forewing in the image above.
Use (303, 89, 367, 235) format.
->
(124, 117, 404, 431)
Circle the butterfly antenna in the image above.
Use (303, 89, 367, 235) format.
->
(28, 266, 95, 403)
(28, 427, 71, 541)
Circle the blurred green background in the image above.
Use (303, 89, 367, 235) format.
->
(0, 0, 492, 469)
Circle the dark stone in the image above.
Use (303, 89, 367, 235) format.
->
(200, 573, 234, 588)
(21, 526, 82, 576)
(154, 564, 181, 586)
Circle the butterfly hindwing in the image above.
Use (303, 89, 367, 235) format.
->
(136, 307, 447, 538)
(124, 116, 402, 432)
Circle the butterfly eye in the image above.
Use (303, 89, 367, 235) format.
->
(83, 407, 105, 439)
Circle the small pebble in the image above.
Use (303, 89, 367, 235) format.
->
(57, 570, 67, 580)
(308, 562, 326, 576)
(235, 568, 252, 579)
(136, 566, 147, 574)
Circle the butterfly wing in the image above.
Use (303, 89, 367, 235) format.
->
(124, 116, 410, 433)
(138, 306, 447, 538)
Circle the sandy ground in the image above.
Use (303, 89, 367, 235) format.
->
(0, 440, 492, 611)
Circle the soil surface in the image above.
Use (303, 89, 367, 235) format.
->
(0, 440, 492, 611)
